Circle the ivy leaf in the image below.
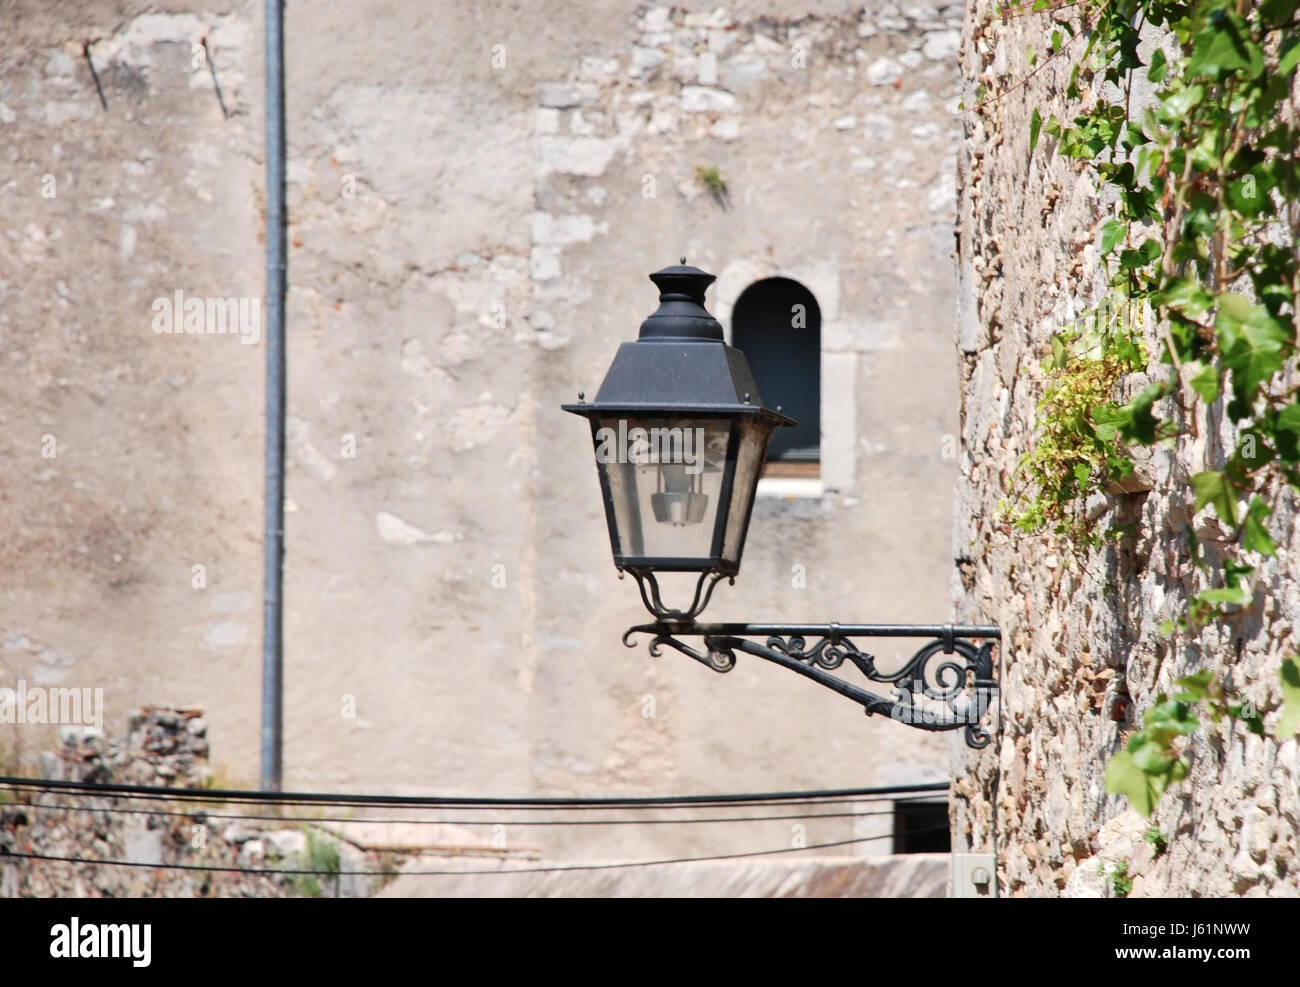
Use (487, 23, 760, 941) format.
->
(1169, 757, 1190, 783)
(1099, 218, 1127, 257)
(1276, 402, 1300, 435)
(1119, 248, 1148, 270)
(1113, 331, 1143, 369)
(1223, 557, 1254, 588)
(1129, 736, 1177, 774)
(1280, 37, 1300, 77)
(1186, 361, 1220, 403)
(1119, 238, 1161, 270)
(1185, 20, 1251, 78)
(1174, 670, 1215, 701)
(1045, 335, 1066, 366)
(1227, 166, 1277, 217)
(1191, 127, 1224, 171)
(1276, 409, 1300, 462)
(1093, 404, 1124, 443)
(1232, 431, 1274, 474)
(1196, 585, 1252, 607)
(1148, 48, 1168, 83)
(1243, 497, 1276, 557)
(1216, 293, 1290, 399)
(1276, 429, 1300, 465)
(1190, 470, 1240, 525)
(1045, 333, 1069, 372)
(1260, 0, 1299, 28)
(1227, 701, 1266, 737)
(1184, 201, 1216, 238)
(1278, 659, 1300, 738)
(1216, 292, 1253, 329)
(1162, 84, 1205, 120)
(1030, 107, 1043, 153)
(1105, 749, 1163, 817)
(1116, 382, 1169, 445)
(1144, 698, 1200, 742)
(1118, 32, 1142, 73)
(1159, 277, 1214, 320)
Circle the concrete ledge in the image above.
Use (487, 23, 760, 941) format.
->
(379, 852, 950, 898)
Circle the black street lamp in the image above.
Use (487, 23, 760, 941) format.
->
(564, 263, 1000, 748)
(563, 261, 793, 619)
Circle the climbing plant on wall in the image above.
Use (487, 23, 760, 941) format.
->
(988, 0, 1300, 815)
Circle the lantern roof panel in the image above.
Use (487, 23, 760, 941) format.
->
(562, 262, 796, 427)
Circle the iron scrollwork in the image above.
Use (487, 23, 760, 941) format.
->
(621, 568, 731, 622)
(623, 621, 999, 749)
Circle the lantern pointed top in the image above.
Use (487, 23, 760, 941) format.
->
(562, 263, 795, 422)
(640, 262, 721, 340)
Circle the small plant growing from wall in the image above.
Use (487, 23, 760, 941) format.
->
(288, 828, 341, 898)
(1000, 309, 1153, 550)
(1144, 826, 1169, 858)
(694, 164, 731, 209)
(1106, 861, 1133, 898)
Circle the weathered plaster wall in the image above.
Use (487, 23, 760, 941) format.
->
(950, 1, 1300, 896)
(2, 1, 966, 861)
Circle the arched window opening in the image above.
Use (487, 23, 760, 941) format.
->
(731, 278, 821, 477)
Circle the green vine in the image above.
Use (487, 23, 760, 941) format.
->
(991, 0, 1300, 815)
(1106, 668, 1262, 814)
(1002, 305, 1153, 547)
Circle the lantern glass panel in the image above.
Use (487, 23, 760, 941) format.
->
(720, 418, 773, 566)
(593, 416, 734, 568)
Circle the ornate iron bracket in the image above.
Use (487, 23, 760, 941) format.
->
(623, 621, 1000, 749)
(620, 568, 732, 622)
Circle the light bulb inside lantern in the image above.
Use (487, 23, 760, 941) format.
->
(651, 463, 708, 525)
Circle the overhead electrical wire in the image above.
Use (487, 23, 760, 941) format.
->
(0, 798, 945, 828)
(0, 775, 948, 810)
(2, 778, 953, 888)
(4, 824, 952, 879)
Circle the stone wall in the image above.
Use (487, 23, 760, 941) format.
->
(950, 0, 1300, 896)
(1, 0, 971, 862)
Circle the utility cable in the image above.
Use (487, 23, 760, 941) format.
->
(0, 800, 942, 827)
(3, 824, 952, 879)
(0, 775, 948, 810)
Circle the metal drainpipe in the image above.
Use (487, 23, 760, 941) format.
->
(261, 0, 287, 791)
